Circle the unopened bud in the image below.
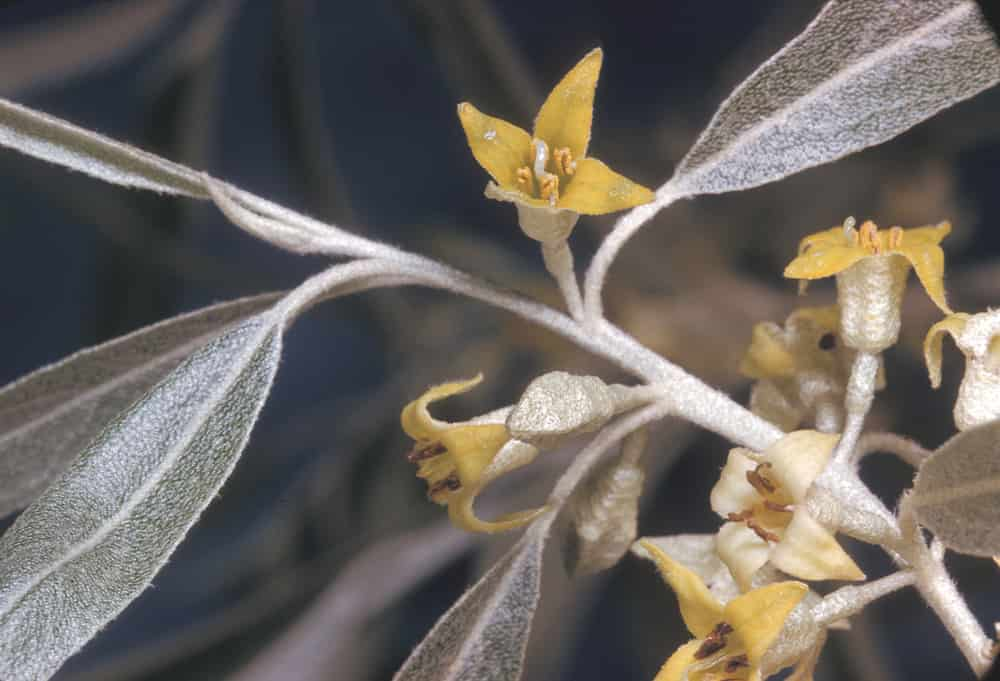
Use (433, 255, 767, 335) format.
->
(507, 372, 620, 448)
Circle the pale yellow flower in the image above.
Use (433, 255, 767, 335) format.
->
(401, 375, 544, 533)
(741, 306, 884, 432)
(636, 539, 807, 681)
(711, 431, 865, 591)
(457, 48, 654, 242)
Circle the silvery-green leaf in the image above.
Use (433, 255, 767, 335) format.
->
(0, 292, 281, 517)
(910, 419, 1000, 556)
(670, 0, 1000, 196)
(393, 512, 555, 681)
(0, 96, 204, 196)
(0, 313, 282, 680)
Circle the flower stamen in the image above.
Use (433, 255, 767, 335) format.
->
(553, 146, 576, 175)
(407, 441, 446, 462)
(888, 225, 904, 249)
(427, 473, 462, 500)
(724, 654, 750, 673)
(516, 166, 533, 189)
(694, 622, 734, 659)
(859, 219, 881, 254)
(746, 462, 777, 495)
(747, 520, 781, 543)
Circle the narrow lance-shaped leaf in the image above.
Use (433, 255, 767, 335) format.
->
(670, 0, 1000, 196)
(0, 292, 281, 517)
(911, 418, 1000, 556)
(0, 312, 282, 680)
(393, 512, 556, 681)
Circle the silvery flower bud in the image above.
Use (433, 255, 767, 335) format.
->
(507, 372, 625, 448)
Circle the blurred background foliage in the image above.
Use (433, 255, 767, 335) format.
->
(0, 1, 998, 679)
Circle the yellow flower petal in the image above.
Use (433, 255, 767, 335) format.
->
(770, 511, 865, 582)
(447, 489, 546, 534)
(715, 522, 771, 593)
(652, 640, 702, 681)
(533, 48, 602, 160)
(637, 539, 724, 638)
(710, 449, 761, 517)
(923, 314, 969, 388)
(740, 322, 797, 380)
(557, 157, 654, 215)
(783, 243, 867, 280)
(439, 423, 510, 486)
(723, 581, 808, 666)
(763, 431, 838, 502)
(904, 220, 952, 246)
(401, 374, 485, 441)
(457, 103, 533, 189)
(897, 232, 950, 313)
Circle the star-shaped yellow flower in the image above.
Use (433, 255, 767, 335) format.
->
(711, 431, 865, 592)
(457, 48, 654, 243)
(783, 218, 951, 313)
(401, 374, 545, 533)
(636, 539, 808, 681)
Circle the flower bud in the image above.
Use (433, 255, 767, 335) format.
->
(925, 310, 1000, 431)
(506, 372, 620, 448)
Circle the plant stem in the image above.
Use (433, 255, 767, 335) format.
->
(541, 239, 584, 321)
(831, 352, 880, 465)
(812, 571, 915, 627)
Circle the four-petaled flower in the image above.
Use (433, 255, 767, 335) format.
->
(401, 374, 545, 533)
(711, 431, 865, 592)
(924, 309, 1000, 431)
(457, 48, 654, 243)
(636, 539, 808, 681)
(784, 218, 952, 352)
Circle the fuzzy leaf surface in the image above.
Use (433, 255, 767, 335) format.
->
(393, 512, 555, 681)
(671, 0, 1000, 195)
(0, 293, 281, 517)
(0, 313, 282, 680)
(911, 419, 1000, 556)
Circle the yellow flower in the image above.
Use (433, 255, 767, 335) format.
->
(636, 539, 808, 681)
(401, 374, 545, 533)
(740, 305, 885, 432)
(457, 48, 654, 243)
(924, 310, 1000, 430)
(783, 218, 952, 352)
(711, 431, 865, 591)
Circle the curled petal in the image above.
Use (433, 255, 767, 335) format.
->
(533, 48, 602, 160)
(557, 157, 654, 215)
(653, 640, 702, 681)
(924, 314, 969, 388)
(447, 490, 547, 534)
(898, 228, 950, 313)
(401, 374, 485, 440)
(769, 511, 865, 582)
(723, 582, 808, 667)
(457, 103, 533, 189)
(635, 539, 724, 638)
(715, 522, 771, 593)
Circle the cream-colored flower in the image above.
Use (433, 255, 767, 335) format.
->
(457, 48, 654, 243)
(924, 310, 1000, 431)
(784, 218, 951, 352)
(401, 374, 544, 533)
(741, 305, 884, 432)
(711, 431, 865, 591)
(635, 539, 808, 681)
